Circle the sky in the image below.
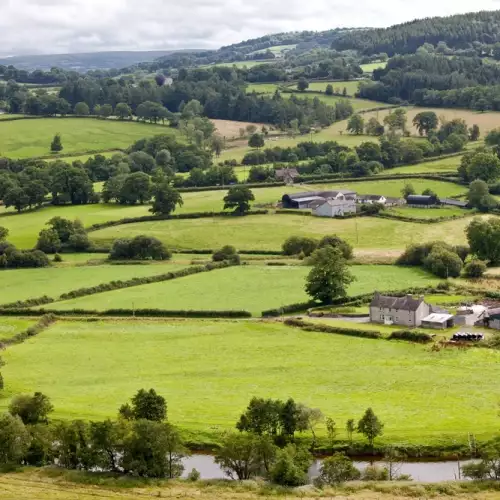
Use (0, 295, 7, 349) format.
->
(2, 0, 500, 56)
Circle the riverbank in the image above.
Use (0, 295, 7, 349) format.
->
(2, 468, 500, 500)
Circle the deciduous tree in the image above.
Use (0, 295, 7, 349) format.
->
(223, 186, 255, 214)
(357, 408, 384, 448)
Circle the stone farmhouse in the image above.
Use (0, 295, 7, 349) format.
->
(370, 293, 432, 327)
(275, 168, 299, 184)
(313, 198, 357, 217)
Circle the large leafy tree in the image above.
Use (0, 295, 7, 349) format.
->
(347, 114, 364, 135)
(305, 246, 355, 304)
(150, 182, 183, 216)
(467, 217, 500, 264)
(9, 392, 53, 425)
(412, 111, 438, 136)
(119, 388, 167, 422)
(223, 186, 255, 214)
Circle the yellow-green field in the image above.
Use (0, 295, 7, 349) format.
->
(306, 80, 365, 95)
(0, 118, 179, 158)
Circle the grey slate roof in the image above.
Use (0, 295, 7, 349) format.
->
(275, 168, 299, 179)
(370, 292, 425, 312)
(440, 198, 469, 208)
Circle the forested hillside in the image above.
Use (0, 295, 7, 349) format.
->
(332, 10, 500, 55)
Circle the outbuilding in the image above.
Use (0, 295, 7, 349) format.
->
(421, 313, 454, 329)
(313, 198, 357, 217)
(406, 195, 439, 207)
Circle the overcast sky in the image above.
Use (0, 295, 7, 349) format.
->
(2, 0, 500, 56)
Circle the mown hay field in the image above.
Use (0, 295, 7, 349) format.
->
(45, 265, 439, 314)
(2, 318, 499, 446)
(89, 213, 487, 253)
(0, 118, 179, 158)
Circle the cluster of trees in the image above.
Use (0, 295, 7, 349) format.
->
(36, 217, 92, 254)
(109, 236, 170, 261)
(357, 51, 500, 108)
(0, 227, 50, 269)
(2, 68, 352, 129)
(282, 235, 353, 260)
(0, 389, 188, 479)
(397, 241, 470, 278)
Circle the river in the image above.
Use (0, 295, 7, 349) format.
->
(181, 454, 472, 483)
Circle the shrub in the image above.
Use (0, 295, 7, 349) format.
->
(53, 254, 63, 263)
(389, 330, 433, 344)
(463, 259, 487, 278)
(67, 232, 92, 252)
(317, 235, 353, 260)
(282, 236, 318, 257)
(316, 453, 361, 486)
(423, 248, 463, 278)
(212, 245, 240, 265)
(397, 241, 454, 266)
(186, 468, 201, 481)
(109, 235, 171, 261)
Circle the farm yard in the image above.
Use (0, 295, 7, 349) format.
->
(1, 318, 499, 447)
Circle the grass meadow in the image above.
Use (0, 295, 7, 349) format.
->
(45, 265, 439, 314)
(0, 318, 37, 341)
(360, 61, 387, 73)
(0, 263, 189, 305)
(379, 156, 463, 175)
(2, 318, 499, 446)
(305, 80, 365, 94)
(1, 178, 467, 248)
(0, 118, 178, 158)
(90, 212, 486, 253)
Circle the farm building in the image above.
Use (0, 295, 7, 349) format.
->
(385, 197, 406, 207)
(407, 195, 439, 207)
(454, 305, 488, 326)
(440, 198, 469, 208)
(358, 194, 387, 205)
(421, 313, 454, 329)
(313, 198, 357, 217)
(275, 168, 299, 184)
(484, 308, 500, 329)
(370, 293, 431, 327)
(282, 190, 357, 209)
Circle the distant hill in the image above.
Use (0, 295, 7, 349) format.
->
(0, 50, 203, 72)
(332, 10, 500, 55)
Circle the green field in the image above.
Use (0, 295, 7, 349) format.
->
(0, 118, 178, 158)
(360, 61, 387, 73)
(2, 179, 467, 248)
(2, 318, 499, 446)
(0, 263, 189, 305)
(385, 206, 467, 219)
(250, 44, 296, 55)
(90, 212, 487, 253)
(305, 80, 365, 95)
(46, 265, 439, 314)
(0, 318, 37, 341)
(206, 60, 275, 69)
(380, 156, 462, 175)
(246, 83, 282, 94)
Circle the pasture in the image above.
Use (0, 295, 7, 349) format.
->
(2, 318, 499, 446)
(379, 155, 462, 175)
(0, 263, 189, 305)
(47, 151, 120, 163)
(361, 61, 387, 73)
(89, 212, 485, 253)
(2, 178, 467, 248)
(0, 118, 178, 158)
(284, 92, 387, 111)
(385, 206, 467, 219)
(245, 82, 282, 94)
(0, 318, 37, 341)
(306, 80, 365, 95)
(211, 119, 269, 139)
(329, 107, 500, 137)
(45, 265, 439, 314)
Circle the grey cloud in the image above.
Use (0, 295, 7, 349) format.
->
(1, 0, 500, 56)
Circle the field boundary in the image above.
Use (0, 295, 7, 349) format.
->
(0, 261, 237, 310)
(0, 313, 56, 347)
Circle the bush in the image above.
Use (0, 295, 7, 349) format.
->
(67, 232, 92, 252)
(109, 235, 171, 261)
(317, 453, 361, 486)
(53, 254, 63, 263)
(423, 248, 463, 278)
(186, 468, 201, 481)
(282, 236, 318, 257)
(317, 235, 353, 260)
(397, 241, 454, 266)
(463, 259, 487, 278)
(212, 245, 240, 265)
(388, 330, 433, 344)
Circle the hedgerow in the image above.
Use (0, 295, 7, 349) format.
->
(1, 314, 57, 347)
(0, 309, 251, 318)
(0, 296, 54, 310)
(388, 330, 434, 343)
(86, 210, 269, 232)
(58, 261, 232, 301)
(262, 301, 319, 317)
(284, 317, 381, 339)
